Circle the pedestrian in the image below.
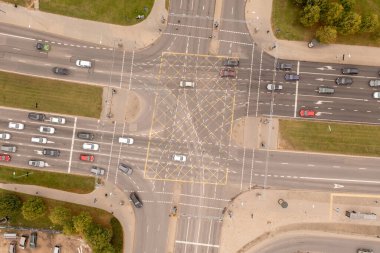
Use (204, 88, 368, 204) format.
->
(267, 30, 269, 34)
(94, 198, 97, 203)
(251, 213, 253, 219)
(105, 193, 108, 197)
(342, 54, 345, 61)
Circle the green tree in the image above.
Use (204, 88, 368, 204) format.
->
(340, 0, 355, 11)
(84, 223, 114, 253)
(22, 197, 46, 221)
(300, 5, 320, 27)
(0, 194, 22, 217)
(73, 211, 93, 234)
(360, 13, 379, 33)
(293, 0, 308, 6)
(316, 26, 338, 43)
(320, 2, 343, 25)
(49, 206, 72, 226)
(337, 11, 361, 35)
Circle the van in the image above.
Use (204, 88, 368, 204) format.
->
(118, 137, 134, 144)
(19, 235, 27, 249)
(29, 232, 37, 248)
(76, 59, 92, 68)
(318, 86, 335, 94)
(179, 81, 195, 88)
(1, 145, 17, 153)
(53, 245, 61, 253)
(8, 241, 16, 253)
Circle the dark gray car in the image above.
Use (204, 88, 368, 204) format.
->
(284, 73, 300, 81)
(341, 67, 359, 75)
(52, 67, 69, 75)
(42, 148, 60, 157)
(77, 132, 94, 140)
(130, 192, 143, 208)
(336, 77, 353, 85)
(28, 112, 46, 121)
(276, 63, 292, 71)
(222, 58, 239, 67)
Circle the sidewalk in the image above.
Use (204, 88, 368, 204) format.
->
(246, 0, 380, 66)
(0, 182, 135, 253)
(0, 0, 168, 49)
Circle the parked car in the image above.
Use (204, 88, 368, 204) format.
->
(82, 143, 99, 151)
(119, 163, 133, 175)
(50, 116, 66, 124)
(39, 126, 55, 134)
(373, 92, 380, 99)
(43, 149, 60, 157)
(357, 249, 373, 253)
(172, 154, 187, 162)
(118, 137, 134, 144)
(220, 68, 236, 78)
(284, 73, 300, 81)
(0, 154, 11, 162)
(369, 79, 380, 87)
(0, 132, 11, 140)
(1, 145, 17, 153)
(130, 192, 143, 208)
(28, 160, 46, 168)
(276, 63, 292, 71)
(28, 112, 46, 121)
(90, 166, 105, 176)
(80, 154, 94, 162)
(299, 109, 316, 118)
(266, 83, 283, 91)
(19, 235, 28, 249)
(318, 86, 335, 94)
(36, 42, 50, 51)
(341, 67, 359, 75)
(222, 58, 239, 67)
(8, 122, 24, 130)
(179, 81, 195, 88)
(335, 77, 353, 85)
(29, 232, 37, 248)
(53, 245, 61, 253)
(75, 59, 92, 68)
(52, 67, 69, 75)
(9, 241, 16, 253)
(31, 137, 48, 144)
(77, 132, 94, 140)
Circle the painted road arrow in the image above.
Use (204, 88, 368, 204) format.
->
(334, 184, 344, 189)
(316, 78, 335, 82)
(317, 66, 335, 71)
(315, 100, 333, 105)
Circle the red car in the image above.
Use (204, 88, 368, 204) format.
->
(299, 109, 316, 118)
(80, 154, 94, 162)
(220, 68, 236, 78)
(0, 154, 11, 162)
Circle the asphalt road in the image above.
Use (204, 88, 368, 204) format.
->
(0, 0, 380, 252)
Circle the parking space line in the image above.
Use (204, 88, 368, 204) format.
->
(67, 117, 77, 173)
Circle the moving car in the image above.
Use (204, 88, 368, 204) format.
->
(8, 122, 24, 130)
(119, 163, 133, 175)
(341, 67, 359, 75)
(39, 126, 55, 134)
(223, 58, 239, 67)
(80, 154, 94, 162)
(1, 145, 17, 153)
(276, 62, 292, 71)
(172, 154, 187, 162)
(76, 59, 92, 68)
(28, 160, 46, 168)
(118, 137, 134, 144)
(220, 68, 236, 78)
(284, 73, 300, 81)
(0, 132, 11, 140)
(0, 154, 11, 162)
(179, 81, 195, 88)
(42, 149, 60, 157)
(52, 67, 69, 75)
(77, 132, 94, 140)
(31, 137, 48, 144)
(36, 42, 50, 51)
(90, 166, 105, 176)
(50, 116, 66, 124)
(335, 77, 353, 85)
(369, 79, 380, 87)
(28, 112, 46, 121)
(299, 109, 316, 118)
(266, 83, 283, 91)
(318, 86, 335, 94)
(373, 92, 380, 99)
(130, 192, 143, 208)
(82, 143, 99, 151)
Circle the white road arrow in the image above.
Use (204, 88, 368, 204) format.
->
(315, 100, 333, 105)
(317, 66, 335, 71)
(316, 78, 335, 82)
(334, 184, 344, 189)
(316, 112, 333, 116)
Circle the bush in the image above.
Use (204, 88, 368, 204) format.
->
(360, 13, 379, 33)
(316, 26, 338, 43)
(22, 197, 46, 221)
(49, 206, 72, 226)
(300, 4, 320, 27)
(0, 194, 22, 217)
(337, 11, 361, 35)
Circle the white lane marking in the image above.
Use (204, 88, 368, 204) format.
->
(12, 48, 21, 51)
(107, 122, 117, 182)
(307, 164, 315, 167)
(301, 176, 380, 184)
(333, 165, 341, 168)
(0, 32, 35, 41)
(231, 7, 234, 15)
(184, 218, 190, 253)
(206, 221, 213, 253)
(280, 162, 288, 165)
(293, 61, 300, 117)
(358, 167, 367, 170)
(119, 50, 126, 88)
(176, 240, 219, 248)
(128, 50, 135, 90)
(67, 117, 77, 173)
(255, 49, 264, 117)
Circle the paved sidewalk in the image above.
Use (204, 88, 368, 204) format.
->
(0, 0, 168, 49)
(246, 0, 380, 66)
(0, 182, 135, 253)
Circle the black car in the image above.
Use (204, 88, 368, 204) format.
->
(28, 112, 46, 121)
(222, 58, 239, 67)
(284, 73, 300, 81)
(42, 148, 60, 157)
(130, 192, 143, 208)
(52, 67, 69, 75)
(77, 132, 95, 140)
(341, 67, 359, 75)
(335, 77, 353, 85)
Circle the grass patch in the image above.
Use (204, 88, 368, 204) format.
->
(110, 217, 123, 253)
(0, 71, 102, 118)
(38, 0, 154, 25)
(272, 0, 380, 46)
(165, 0, 170, 11)
(0, 166, 95, 194)
(279, 120, 380, 156)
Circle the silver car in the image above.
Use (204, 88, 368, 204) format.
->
(373, 92, 380, 99)
(118, 163, 133, 175)
(39, 126, 55, 134)
(28, 160, 46, 168)
(0, 132, 11, 140)
(369, 79, 380, 87)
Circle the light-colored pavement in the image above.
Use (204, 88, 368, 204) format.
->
(0, 182, 135, 253)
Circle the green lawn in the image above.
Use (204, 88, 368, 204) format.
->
(110, 217, 123, 253)
(0, 166, 95, 194)
(272, 0, 380, 46)
(279, 120, 380, 156)
(0, 71, 102, 118)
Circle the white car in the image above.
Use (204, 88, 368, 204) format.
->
(50, 116, 66, 124)
(179, 81, 195, 88)
(82, 143, 99, 151)
(0, 132, 11, 140)
(266, 83, 283, 91)
(31, 137, 48, 144)
(118, 137, 134, 144)
(373, 92, 380, 99)
(172, 154, 187, 162)
(38, 126, 55, 134)
(76, 59, 92, 68)
(28, 160, 46, 168)
(8, 122, 24, 130)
